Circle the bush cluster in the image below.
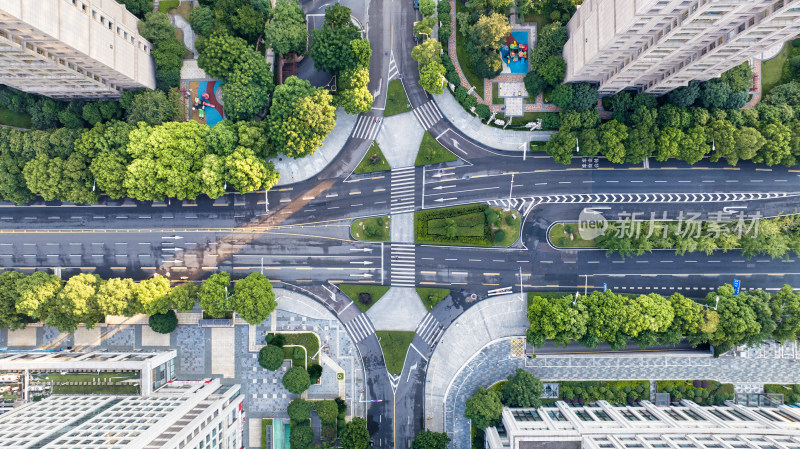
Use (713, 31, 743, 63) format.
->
(764, 384, 800, 404)
(560, 381, 649, 405)
(415, 204, 492, 245)
(657, 380, 734, 405)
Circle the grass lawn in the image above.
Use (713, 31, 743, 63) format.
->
(549, 223, 596, 248)
(415, 131, 458, 166)
(491, 82, 501, 105)
(355, 141, 391, 174)
(762, 42, 791, 96)
(158, 0, 180, 12)
(385, 80, 412, 117)
(455, 0, 484, 92)
(275, 332, 320, 368)
(376, 331, 415, 375)
(522, 13, 546, 34)
(417, 288, 450, 311)
(765, 384, 800, 404)
(337, 284, 390, 313)
(173, 1, 193, 19)
(0, 105, 32, 128)
(415, 204, 520, 247)
(261, 419, 273, 449)
(39, 372, 138, 383)
(52, 384, 140, 395)
(351, 216, 390, 241)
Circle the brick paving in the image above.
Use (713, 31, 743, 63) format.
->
(744, 59, 762, 109)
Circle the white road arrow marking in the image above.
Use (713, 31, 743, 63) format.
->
(432, 185, 455, 190)
(434, 197, 457, 202)
(350, 261, 373, 265)
(450, 139, 466, 154)
(349, 273, 373, 278)
(349, 248, 374, 252)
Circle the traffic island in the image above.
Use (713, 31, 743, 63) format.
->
(375, 331, 415, 375)
(384, 80, 412, 117)
(337, 284, 390, 313)
(548, 222, 596, 248)
(417, 288, 450, 311)
(350, 216, 390, 241)
(415, 131, 458, 166)
(414, 204, 520, 247)
(354, 141, 391, 174)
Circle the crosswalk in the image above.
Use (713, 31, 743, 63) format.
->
(390, 167, 416, 214)
(344, 313, 375, 343)
(488, 192, 800, 217)
(351, 115, 383, 141)
(412, 101, 443, 130)
(415, 313, 444, 348)
(390, 243, 415, 287)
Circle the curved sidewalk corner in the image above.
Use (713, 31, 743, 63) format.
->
(269, 108, 358, 185)
(433, 91, 555, 151)
(424, 294, 529, 433)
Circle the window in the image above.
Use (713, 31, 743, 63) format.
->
(620, 410, 640, 421)
(683, 409, 706, 421)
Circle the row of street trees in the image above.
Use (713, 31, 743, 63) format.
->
(0, 270, 277, 332)
(527, 284, 800, 355)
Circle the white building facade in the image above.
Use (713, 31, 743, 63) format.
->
(564, 0, 800, 95)
(0, 0, 157, 100)
(486, 400, 800, 449)
(0, 378, 243, 449)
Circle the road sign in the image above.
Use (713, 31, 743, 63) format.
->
(603, 283, 607, 291)
(733, 279, 741, 295)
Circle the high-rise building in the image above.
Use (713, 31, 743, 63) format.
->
(0, 378, 243, 449)
(0, 0, 157, 100)
(564, 0, 800, 95)
(486, 400, 800, 449)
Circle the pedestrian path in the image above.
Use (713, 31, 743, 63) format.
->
(390, 243, 416, 287)
(490, 192, 800, 217)
(351, 115, 382, 141)
(413, 101, 443, 130)
(390, 167, 416, 214)
(343, 314, 375, 343)
(415, 313, 444, 348)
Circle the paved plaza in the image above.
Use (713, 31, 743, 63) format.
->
(375, 109, 424, 168)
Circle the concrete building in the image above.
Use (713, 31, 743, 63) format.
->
(0, 378, 243, 449)
(0, 0, 157, 99)
(564, 0, 800, 95)
(486, 400, 800, 449)
(0, 349, 176, 412)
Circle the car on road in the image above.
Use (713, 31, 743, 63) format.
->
(413, 0, 419, 8)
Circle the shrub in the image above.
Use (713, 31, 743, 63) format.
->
(308, 364, 323, 383)
(288, 398, 312, 422)
(148, 310, 178, 334)
(376, 217, 384, 226)
(282, 366, 312, 394)
(439, 13, 451, 28)
(549, 10, 560, 20)
(437, 0, 450, 14)
(462, 94, 478, 109)
(258, 345, 285, 370)
(359, 293, 372, 305)
(315, 399, 339, 424)
(265, 333, 286, 347)
(493, 230, 506, 242)
(455, 86, 468, 103)
(293, 347, 305, 359)
(438, 27, 451, 45)
(475, 104, 491, 119)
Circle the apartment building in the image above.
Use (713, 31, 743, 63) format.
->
(564, 0, 800, 95)
(0, 378, 243, 449)
(486, 400, 800, 449)
(0, 0, 157, 99)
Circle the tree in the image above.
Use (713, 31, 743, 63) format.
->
(464, 387, 503, 429)
(599, 119, 628, 164)
(764, 81, 800, 106)
(118, 0, 152, 18)
(149, 310, 178, 334)
(282, 366, 312, 394)
(756, 122, 792, 166)
(14, 271, 61, 322)
(473, 52, 503, 79)
(411, 39, 443, 67)
(527, 295, 587, 346)
(125, 90, 180, 126)
(231, 272, 276, 325)
(700, 79, 732, 109)
(419, 0, 437, 16)
(418, 61, 448, 94)
(550, 83, 574, 109)
(138, 11, 175, 43)
(324, 3, 353, 28)
(205, 120, 239, 156)
(412, 430, 451, 449)
(678, 126, 710, 164)
(310, 24, 360, 75)
(288, 398, 312, 421)
(198, 272, 231, 318)
(656, 127, 684, 161)
(340, 417, 370, 449)
(264, 0, 308, 55)
(539, 55, 566, 86)
(314, 399, 338, 424)
(523, 72, 548, 98)
(222, 81, 272, 121)
(502, 368, 544, 407)
(570, 82, 598, 111)
(0, 271, 29, 330)
(197, 32, 252, 80)
(291, 424, 314, 449)
(258, 345, 285, 370)
(189, 6, 215, 37)
(95, 277, 138, 316)
(708, 119, 737, 164)
(666, 81, 700, 107)
(578, 128, 602, 158)
(734, 126, 765, 162)
(339, 85, 374, 114)
(48, 273, 102, 332)
(136, 275, 172, 316)
(544, 129, 576, 165)
(169, 283, 198, 312)
(469, 13, 510, 52)
(268, 77, 336, 158)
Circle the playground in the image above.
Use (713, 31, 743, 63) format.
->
(500, 31, 530, 74)
(188, 80, 224, 126)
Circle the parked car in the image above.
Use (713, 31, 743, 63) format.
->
(413, 0, 419, 9)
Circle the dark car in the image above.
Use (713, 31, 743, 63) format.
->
(413, 0, 419, 9)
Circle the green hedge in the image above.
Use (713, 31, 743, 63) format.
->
(657, 380, 735, 405)
(415, 204, 492, 246)
(764, 384, 800, 404)
(559, 380, 649, 405)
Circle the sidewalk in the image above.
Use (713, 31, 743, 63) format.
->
(432, 91, 555, 151)
(269, 108, 358, 185)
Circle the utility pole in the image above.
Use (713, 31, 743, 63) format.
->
(509, 173, 515, 203)
(261, 257, 264, 275)
(519, 266, 524, 299)
(584, 274, 588, 296)
(264, 189, 269, 213)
